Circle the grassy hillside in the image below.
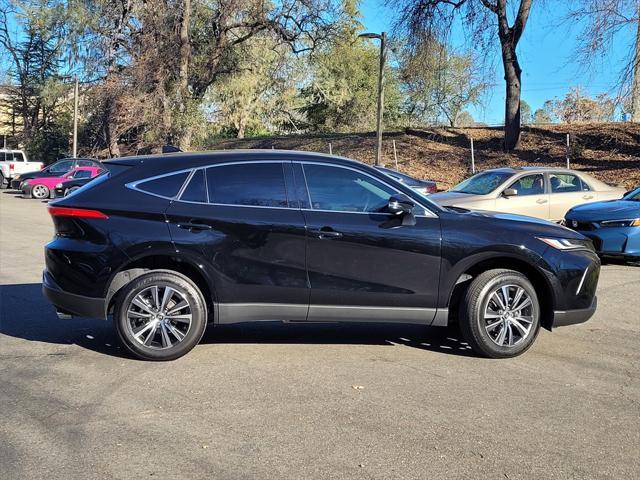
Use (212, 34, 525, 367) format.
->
(209, 123, 640, 191)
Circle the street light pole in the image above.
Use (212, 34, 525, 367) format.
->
(72, 77, 79, 158)
(359, 31, 387, 166)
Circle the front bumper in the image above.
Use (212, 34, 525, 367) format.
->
(10, 178, 23, 190)
(552, 296, 597, 328)
(42, 270, 107, 319)
(21, 184, 32, 198)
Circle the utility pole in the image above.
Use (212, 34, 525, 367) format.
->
(359, 31, 387, 166)
(72, 77, 79, 158)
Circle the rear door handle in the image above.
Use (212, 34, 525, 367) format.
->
(536, 199, 548, 204)
(178, 222, 212, 232)
(310, 228, 343, 239)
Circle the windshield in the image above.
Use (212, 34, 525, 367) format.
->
(451, 171, 513, 195)
(624, 188, 640, 201)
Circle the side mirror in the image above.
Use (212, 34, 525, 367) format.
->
(387, 194, 415, 215)
(503, 188, 518, 197)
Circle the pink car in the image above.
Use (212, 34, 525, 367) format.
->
(23, 166, 103, 199)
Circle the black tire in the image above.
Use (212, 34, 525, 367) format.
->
(113, 270, 208, 361)
(459, 269, 540, 359)
(65, 186, 80, 196)
(0, 172, 6, 189)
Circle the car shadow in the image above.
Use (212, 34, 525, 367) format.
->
(0, 283, 476, 359)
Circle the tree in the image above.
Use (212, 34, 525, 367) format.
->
(301, 0, 404, 132)
(455, 111, 475, 127)
(533, 108, 552, 125)
(544, 87, 617, 123)
(0, 0, 74, 162)
(206, 34, 302, 138)
(395, 0, 533, 150)
(520, 100, 531, 125)
(567, 1, 640, 121)
(399, 38, 486, 127)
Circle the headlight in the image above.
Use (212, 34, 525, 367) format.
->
(537, 237, 593, 251)
(55, 183, 63, 188)
(599, 218, 640, 228)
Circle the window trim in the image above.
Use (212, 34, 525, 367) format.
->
(127, 159, 438, 218)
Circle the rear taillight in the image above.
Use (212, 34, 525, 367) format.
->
(40, 164, 45, 170)
(9, 163, 14, 171)
(48, 206, 109, 219)
(427, 184, 437, 194)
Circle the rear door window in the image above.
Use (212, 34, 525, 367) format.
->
(180, 169, 207, 203)
(206, 163, 288, 207)
(136, 171, 190, 198)
(549, 173, 585, 193)
(77, 159, 97, 167)
(12, 152, 25, 162)
(72, 169, 93, 179)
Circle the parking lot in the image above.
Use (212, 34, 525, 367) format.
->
(1, 190, 639, 479)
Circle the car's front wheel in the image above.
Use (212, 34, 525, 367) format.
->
(31, 183, 50, 199)
(459, 269, 540, 358)
(113, 271, 208, 361)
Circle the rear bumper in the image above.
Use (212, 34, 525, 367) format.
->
(552, 296, 597, 328)
(42, 270, 107, 319)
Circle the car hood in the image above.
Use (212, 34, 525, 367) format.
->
(429, 191, 487, 205)
(566, 200, 640, 221)
(448, 207, 584, 239)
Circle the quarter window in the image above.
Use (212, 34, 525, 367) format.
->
(77, 160, 96, 167)
(71, 170, 93, 179)
(302, 164, 396, 213)
(206, 163, 288, 207)
(508, 174, 545, 196)
(137, 171, 189, 198)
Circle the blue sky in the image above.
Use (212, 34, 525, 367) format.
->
(360, 0, 632, 124)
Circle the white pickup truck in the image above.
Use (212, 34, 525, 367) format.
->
(0, 149, 44, 188)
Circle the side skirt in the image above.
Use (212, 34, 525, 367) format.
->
(216, 303, 449, 326)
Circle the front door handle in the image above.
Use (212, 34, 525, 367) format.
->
(582, 195, 594, 200)
(536, 199, 548, 204)
(178, 222, 212, 232)
(310, 227, 343, 239)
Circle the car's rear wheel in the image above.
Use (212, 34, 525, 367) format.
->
(113, 271, 207, 361)
(31, 183, 49, 199)
(0, 172, 6, 189)
(459, 269, 540, 358)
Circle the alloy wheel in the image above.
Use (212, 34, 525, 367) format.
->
(32, 184, 49, 199)
(483, 284, 534, 348)
(126, 285, 193, 350)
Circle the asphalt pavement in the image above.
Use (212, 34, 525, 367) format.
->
(1, 190, 638, 479)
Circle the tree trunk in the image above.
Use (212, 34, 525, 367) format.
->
(631, 4, 640, 122)
(502, 40, 522, 150)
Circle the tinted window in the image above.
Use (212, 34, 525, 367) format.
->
(137, 171, 189, 198)
(207, 163, 287, 207)
(77, 159, 97, 167)
(508, 174, 544, 196)
(50, 160, 74, 173)
(303, 164, 396, 213)
(72, 170, 93, 179)
(12, 152, 25, 162)
(550, 173, 585, 193)
(451, 171, 513, 195)
(181, 169, 207, 203)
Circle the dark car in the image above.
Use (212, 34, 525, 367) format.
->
(565, 187, 640, 261)
(10, 157, 102, 190)
(375, 166, 437, 195)
(43, 150, 600, 361)
(54, 168, 107, 198)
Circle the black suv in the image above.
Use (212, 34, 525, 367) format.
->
(43, 151, 600, 361)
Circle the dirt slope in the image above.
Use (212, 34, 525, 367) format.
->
(209, 123, 640, 190)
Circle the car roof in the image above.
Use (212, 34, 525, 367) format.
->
(483, 166, 584, 175)
(103, 149, 368, 170)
